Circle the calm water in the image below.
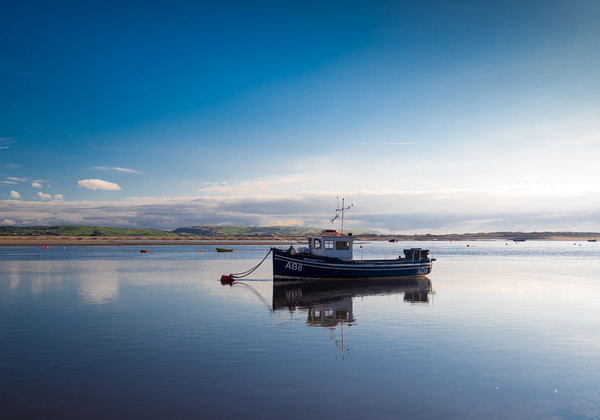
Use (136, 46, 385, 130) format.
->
(1, 241, 599, 419)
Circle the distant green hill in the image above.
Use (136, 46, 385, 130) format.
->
(172, 225, 322, 237)
(0, 225, 176, 237)
(0, 225, 336, 237)
(0, 224, 370, 237)
(3, 225, 594, 240)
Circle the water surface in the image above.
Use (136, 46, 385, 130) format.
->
(1, 241, 599, 419)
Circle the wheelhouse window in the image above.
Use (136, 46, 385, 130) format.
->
(313, 239, 322, 249)
(336, 241, 350, 250)
(324, 240, 334, 250)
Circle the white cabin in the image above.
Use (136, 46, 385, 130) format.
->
(306, 230, 355, 261)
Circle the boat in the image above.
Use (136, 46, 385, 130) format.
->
(216, 247, 234, 252)
(271, 199, 435, 281)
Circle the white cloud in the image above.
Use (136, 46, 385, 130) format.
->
(1, 186, 599, 233)
(200, 175, 311, 196)
(32, 182, 42, 188)
(0, 137, 15, 149)
(10, 190, 21, 199)
(7, 177, 27, 182)
(37, 192, 52, 200)
(54, 194, 64, 200)
(95, 166, 140, 174)
(78, 179, 122, 191)
(1, 218, 16, 225)
(564, 131, 600, 146)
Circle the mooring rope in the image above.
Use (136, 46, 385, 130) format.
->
(230, 248, 273, 279)
(232, 282, 273, 310)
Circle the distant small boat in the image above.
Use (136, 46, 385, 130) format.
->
(140, 249, 150, 253)
(216, 248, 234, 252)
(588, 239, 597, 242)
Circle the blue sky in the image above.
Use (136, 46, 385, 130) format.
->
(1, 0, 600, 232)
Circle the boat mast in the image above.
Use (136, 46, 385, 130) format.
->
(335, 197, 353, 235)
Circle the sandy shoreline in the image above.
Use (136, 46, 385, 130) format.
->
(0, 235, 596, 246)
(0, 236, 296, 246)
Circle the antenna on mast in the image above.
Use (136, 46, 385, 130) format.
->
(331, 196, 353, 234)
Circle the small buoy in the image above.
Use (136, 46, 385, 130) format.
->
(44, 245, 48, 249)
(199, 250, 203, 253)
(220, 274, 235, 285)
(467, 244, 469, 247)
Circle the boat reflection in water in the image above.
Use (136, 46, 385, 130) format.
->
(273, 278, 433, 324)
(272, 278, 433, 358)
(223, 277, 433, 358)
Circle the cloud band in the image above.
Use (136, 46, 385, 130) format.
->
(78, 179, 122, 191)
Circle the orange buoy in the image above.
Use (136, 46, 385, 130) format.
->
(199, 250, 203, 253)
(44, 245, 48, 249)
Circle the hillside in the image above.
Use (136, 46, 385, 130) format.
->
(0, 225, 597, 241)
(369, 231, 599, 241)
(0, 225, 177, 237)
(172, 225, 322, 237)
(0, 225, 328, 238)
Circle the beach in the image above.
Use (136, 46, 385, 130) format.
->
(0, 233, 595, 246)
(0, 236, 291, 246)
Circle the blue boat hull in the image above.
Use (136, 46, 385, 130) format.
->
(272, 248, 433, 281)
